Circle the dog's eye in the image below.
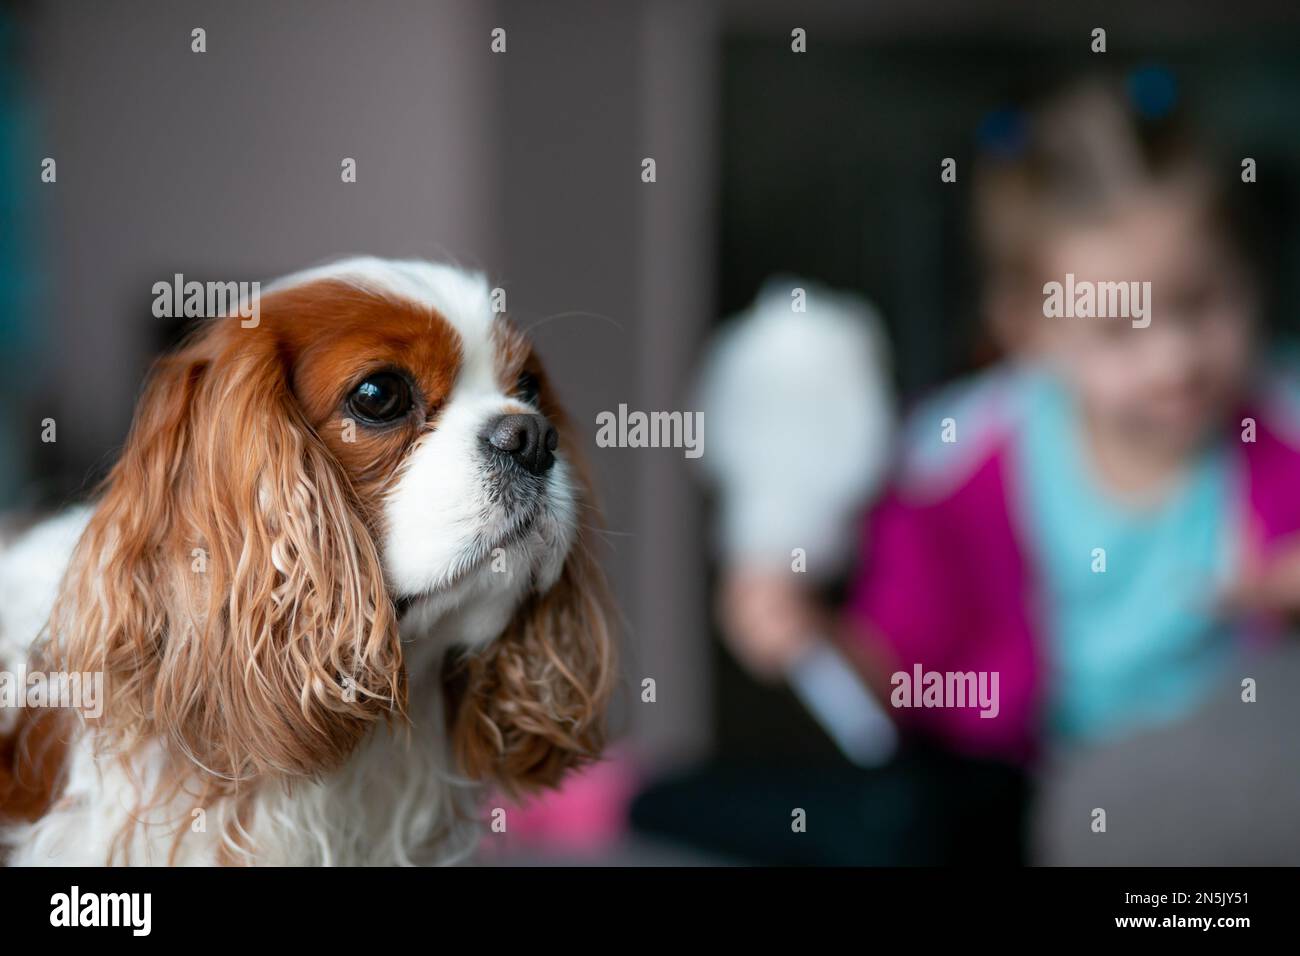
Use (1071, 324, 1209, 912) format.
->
(514, 371, 541, 406)
(347, 372, 413, 424)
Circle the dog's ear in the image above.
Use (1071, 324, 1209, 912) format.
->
(46, 318, 404, 784)
(447, 394, 616, 795)
(447, 544, 616, 795)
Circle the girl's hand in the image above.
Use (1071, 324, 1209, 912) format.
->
(716, 567, 823, 680)
(1222, 532, 1300, 617)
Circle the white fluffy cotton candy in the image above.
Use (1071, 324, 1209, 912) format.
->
(698, 277, 895, 578)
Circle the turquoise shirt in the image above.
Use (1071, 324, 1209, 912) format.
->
(1018, 372, 1237, 741)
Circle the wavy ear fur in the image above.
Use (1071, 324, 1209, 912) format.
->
(45, 322, 404, 787)
(448, 548, 615, 795)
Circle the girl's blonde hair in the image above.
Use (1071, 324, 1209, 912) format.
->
(973, 72, 1238, 299)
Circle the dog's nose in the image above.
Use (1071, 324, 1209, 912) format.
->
(482, 413, 558, 475)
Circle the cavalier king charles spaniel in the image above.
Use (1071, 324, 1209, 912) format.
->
(0, 257, 615, 865)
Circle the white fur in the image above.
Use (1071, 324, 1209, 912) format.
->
(699, 278, 894, 575)
(0, 259, 579, 865)
(0, 508, 94, 739)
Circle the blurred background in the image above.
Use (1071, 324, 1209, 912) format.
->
(3, 0, 1300, 865)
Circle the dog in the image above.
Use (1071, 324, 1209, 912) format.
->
(0, 257, 615, 865)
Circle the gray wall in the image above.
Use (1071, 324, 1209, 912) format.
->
(29, 0, 498, 462)
(494, 0, 715, 762)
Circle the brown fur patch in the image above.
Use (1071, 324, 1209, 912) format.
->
(0, 707, 70, 825)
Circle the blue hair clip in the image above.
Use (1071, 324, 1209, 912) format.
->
(977, 107, 1027, 159)
(1127, 64, 1177, 120)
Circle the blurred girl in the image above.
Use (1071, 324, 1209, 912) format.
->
(722, 74, 1300, 766)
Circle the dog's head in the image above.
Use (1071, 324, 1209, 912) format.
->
(49, 257, 614, 796)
